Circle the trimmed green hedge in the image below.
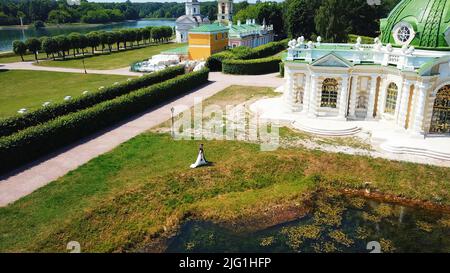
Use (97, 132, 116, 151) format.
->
(0, 68, 209, 174)
(205, 51, 235, 72)
(205, 39, 288, 72)
(0, 65, 185, 138)
(240, 39, 288, 60)
(222, 57, 281, 75)
(279, 62, 285, 77)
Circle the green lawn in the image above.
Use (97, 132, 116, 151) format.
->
(0, 42, 184, 67)
(0, 52, 48, 63)
(35, 42, 184, 70)
(0, 86, 449, 253)
(0, 70, 132, 118)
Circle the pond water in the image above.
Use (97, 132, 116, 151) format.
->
(0, 19, 175, 52)
(165, 193, 450, 253)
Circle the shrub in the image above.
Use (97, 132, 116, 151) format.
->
(0, 65, 185, 137)
(205, 51, 235, 72)
(240, 39, 289, 60)
(0, 68, 209, 174)
(205, 39, 288, 72)
(222, 57, 281, 75)
(229, 46, 254, 59)
(279, 62, 285, 77)
(33, 20, 45, 29)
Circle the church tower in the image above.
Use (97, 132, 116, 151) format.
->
(186, 0, 200, 16)
(217, 0, 233, 22)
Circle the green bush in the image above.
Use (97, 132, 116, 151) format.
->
(240, 39, 288, 60)
(0, 68, 209, 174)
(205, 39, 288, 72)
(279, 62, 285, 77)
(229, 46, 254, 59)
(348, 34, 375, 44)
(205, 51, 235, 72)
(222, 57, 281, 75)
(0, 65, 185, 137)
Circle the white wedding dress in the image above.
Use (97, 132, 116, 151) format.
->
(190, 145, 208, 169)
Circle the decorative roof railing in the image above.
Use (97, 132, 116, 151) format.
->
(285, 36, 449, 72)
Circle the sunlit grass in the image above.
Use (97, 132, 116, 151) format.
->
(0, 70, 132, 118)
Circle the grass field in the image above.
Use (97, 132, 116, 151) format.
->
(0, 70, 132, 118)
(0, 86, 449, 253)
(0, 42, 184, 68)
(35, 43, 184, 70)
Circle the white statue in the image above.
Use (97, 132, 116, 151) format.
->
(401, 44, 408, 53)
(288, 39, 297, 49)
(297, 36, 305, 45)
(190, 144, 209, 169)
(386, 43, 393, 53)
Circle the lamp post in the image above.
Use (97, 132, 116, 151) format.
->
(82, 59, 87, 74)
(171, 107, 175, 138)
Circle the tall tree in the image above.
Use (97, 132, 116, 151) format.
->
(314, 0, 349, 42)
(284, 0, 321, 39)
(41, 37, 57, 60)
(25, 37, 41, 62)
(12, 40, 27, 61)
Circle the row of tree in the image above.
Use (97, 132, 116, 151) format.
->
(12, 26, 173, 62)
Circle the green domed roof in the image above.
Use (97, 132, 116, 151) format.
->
(380, 0, 450, 49)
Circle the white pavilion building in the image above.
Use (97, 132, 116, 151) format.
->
(280, 0, 450, 137)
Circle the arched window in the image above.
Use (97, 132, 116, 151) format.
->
(321, 78, 339, 108)
(430, 85, 450, 134)
(385, 83, 398, 114)
(221, 3, 226, 14)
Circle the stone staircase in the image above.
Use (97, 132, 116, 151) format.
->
(380, 142, 450, 161)
(292, 121, 362, 136)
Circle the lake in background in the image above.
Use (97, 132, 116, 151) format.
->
(0, 20, 175, 52)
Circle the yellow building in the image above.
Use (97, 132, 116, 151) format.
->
(188, 24, 229, 60)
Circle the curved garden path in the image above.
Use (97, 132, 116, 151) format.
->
(0, 72, 284, 207)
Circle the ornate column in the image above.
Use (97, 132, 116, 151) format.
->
(377, 76, 388, 116)
(394, 79, 405, 121)
(348, 75, 358, 119)
(411, 83, 430, 136)
(301, 73, 311, 115)
(284, 66, 295, 109)
(397, 80, 414, 128)
(338, 75, 350, 120)
(308, 74, 319, 118)
(366, 75, 378, 120)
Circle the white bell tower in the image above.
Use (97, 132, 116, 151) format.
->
(186, 0, 201, 16)
(217, 0, 233, 22)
